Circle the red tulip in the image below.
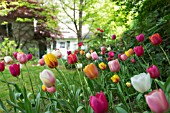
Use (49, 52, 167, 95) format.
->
(78, 42, 83, 47)
(118, 54, 122, 60)
(67, 54, 78, 64)
(136, 34, 144, 42)
(101, 46, 106, 52)
(67, 51, 72, 55)
(74, 50, 79, 54)
(145, 89, 169, 113)
(146, 65, 160, 79)
(0, 61, 5, 72)
(9, 64, 20, 77)
(26, 54, 32, 61)
(90, 91, 108, 113)
(149, 33, 162, 45)
(134, 45, 144, 57)
(108, 59, 120, 72)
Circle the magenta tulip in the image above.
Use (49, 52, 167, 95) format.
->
(13, 52, 18, 59)
(108, 51, 114, 58)
(146, 65, 160, 79)
(111, 34, 116, 40)
(118, 54, 122, 60)
(9, 64, 20, 77)
(145, 89, 169, 113)
(26, 54, 32, 61)
(108, 59, 120, 72)
(91, 52, 98, 60)
(136, 34, 144, 42)
(90, 91, 108, 113)
(0, 61, 5, 72)
(134, 45, 144, 57)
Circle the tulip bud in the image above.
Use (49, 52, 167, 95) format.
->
(90, 91, 108, 113)
(40, 69, 56, 88)
(108, 59, 120, 72)
(98, 62, 107, 70)
(91, 52, 98, 60)
(9, 64, 20, 77)
(131, 73, 151, 93)
(146, 65, 160, 79)
(111, 34, 116, 40)
(136, 34, 144, 42)
(38, 59, 45, 66)
(52, 49, 62, 59)
(26, 54, 32, 61)
(0, 61, 5, 72)
(4, 56, 13, 64)
(108, 51, 114, 58)
(130, 58, 136, 63)
(17, 52, 28, 64)
(134, 45, 144, 57)
(83, 63, 98, 79)
(67, 54, 78, 64)
(126, 82, 131, 87)
(149, 33, 162, 45)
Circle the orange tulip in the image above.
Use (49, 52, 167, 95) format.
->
(149, 33, 162, 45)
(80, 50, 85, 55)
(127, 48, 134, 55)
(44, 53, 58, 68)
(83, 63, 98, 79)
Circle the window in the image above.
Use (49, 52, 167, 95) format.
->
(60, 42, 65, 48)
(66, 41, 70, 49)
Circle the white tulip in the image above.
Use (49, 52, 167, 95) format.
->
(107, 47, 111, 51)
(76, 63, 83, 69)
(4, 56, 13, 64)
(131, 73, 151, 93)
(86, 53, 91, 59)
(52, 49, 62, 59)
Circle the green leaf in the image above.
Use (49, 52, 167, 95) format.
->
(77, 106, 83, 112)
(116, 106, 128, 113)
(165, 75, 170, 93)
(155, 79, 165, 90)
(6, 100, 25, 113)
(35, 93, 41, 113)
(0, 99, 9, 113)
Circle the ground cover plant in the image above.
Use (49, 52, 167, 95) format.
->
(0, 32, 170, 113)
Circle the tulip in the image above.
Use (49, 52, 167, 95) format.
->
(13, 52, 18, 59)
(67, 54, 78, 64)
(74, 50, 79, 54)
(38, 58, 45, 66)
(90, 50, 94, 53)
(78, 42, 83, 47)
(86, 53, 91, 59)
(76, 63, 83, 69)
(107, 46, 111, 51)
(91, 52, 98, 60)
(101, 46, 106, 52)
(108, 51, 114, 58)
(67, 51, 71, 55)
(98, 62, 107, 70)
(17, 52, 28, 64)
(42, 85, 47, 92)
(40, 69, 56, 88)
(83, 63, 98, 79)
(134, 45, 144, 57)
(120, 54, 128, 61)
(52, 49, 62, 59)
(9, 64, 20, 77)
(90, 91, 108, 113)
(136, 34, 144, 42)
(111, 74, 120, 84)
(26, 54, 32, 61)
(46, 86, 56, 93)
(111, 34, 116, 40)
(101, 51, 105, 55)
(4, 56, 13, 64)
(80, 50, 85, 55)
(44, 53, 58, 68)
(126, 82, 131, 87)
(0, 61, 5, 72)
(130, 58, 136, 63)
(97, 28, 104, 33)
(107, 57, 113, 61)
(149, 33, 162, 45)
(131, 73, 151, 93)
(145, 89, 169, 113)
(108, 59, 120, 72)
(127, 48, 134, 55)
(146, 65, 160, 79)
(118, 54, 122, 60)
(125, 51, 131, 57)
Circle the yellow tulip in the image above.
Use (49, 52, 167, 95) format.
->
(98, 62, 107, 70)
(111, 74, 120, 83)
(44, 53, 58, 68)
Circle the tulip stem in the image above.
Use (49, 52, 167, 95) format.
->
(160, 45, 170, 66)
(25, 64, 36, 104)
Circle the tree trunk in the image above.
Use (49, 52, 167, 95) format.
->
(78, 0, 83, 42)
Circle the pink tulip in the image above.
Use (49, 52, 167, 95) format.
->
(40, 69, 56, 88)
(46, 86, 56, 93)
(26, 54, 32, 61)
(90, 91, 108, 113)
(9, 64, 20, 77)
(146, 65, 160, 79)
(0, 61, 5, 72)
(38, 59, 45, 66)
(108, 59, 120, 72)
(101, 46, 106, 52)
(107, 57, 113, 61)
(136, 34, 145, 42)
(13, 52, 18, 59)
(120, 54, 128, 61)
(134, 45, 144, 57)
(108, 51, 114, 58)
(130, 58, 136, 63)
(101, 51, 105, 55)
(91, 52, 98, 60)
(111, 34, 116, 40)
(145, 89, 169, 113)
(17, 53, 28, 64)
